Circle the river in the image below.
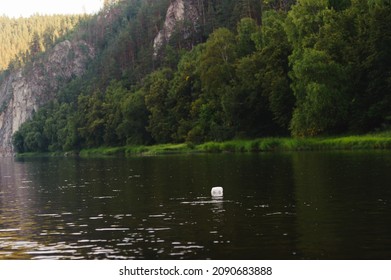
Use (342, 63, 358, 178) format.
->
(1, 151, 391, 259)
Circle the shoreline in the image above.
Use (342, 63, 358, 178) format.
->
(15, 132, 391, 158)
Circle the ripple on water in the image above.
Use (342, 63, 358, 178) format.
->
(21, 241, 92, 259)
(264, 212, 296, 216)
(36, 213, 62, 218)
(89, 216, 104, 220)
(144, 227, 171, 232)
(95, 228, 130, 231)
(0, 228, 21, 232)
(148, 214, 166, 218)
(93, 196, 115, 199)
(39, 231, 65, 236)
(168, 241, 204, 258)
(181, 200, 231, 206)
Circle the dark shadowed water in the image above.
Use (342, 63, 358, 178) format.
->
(1, 151, 391, 260)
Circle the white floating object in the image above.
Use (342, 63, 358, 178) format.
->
(211, 186, 223, 197)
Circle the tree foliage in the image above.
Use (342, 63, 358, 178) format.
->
(10, 0, 391, 152)
(0, 15, 84, 71)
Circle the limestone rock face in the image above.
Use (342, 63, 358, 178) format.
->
(0, 40, 94, 156)
(153, 0, 200, 56)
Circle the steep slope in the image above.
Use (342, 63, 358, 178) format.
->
(4, 0, 283, 154)
(0, 0, 172, 155)
(153, 0, 200, 56)
(0, 15, 84, 71)
(0, 40, 94, 155)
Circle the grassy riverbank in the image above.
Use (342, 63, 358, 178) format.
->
(76, 132, 391, 157)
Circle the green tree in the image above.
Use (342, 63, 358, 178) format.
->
(101, 81, 129, 145)
(118, 89, 151, 145)
(290, 48, 349, 136)
(228, 54, 275, 137)
(286, 0, 349, 136)
(0, 14, 84, 71)
(259, 10, 294, 130)
(236, 17, 259, 57)
(77, 91, 105, 147)
(144, 68, 175, 143)
(348, 0, 391, 131)
(12, 131, 25, 153)
(328, 0, 351, 10)
(196, 28, 237, 141)
(263, 0, 297, 11)
(168, 46, 203, 143)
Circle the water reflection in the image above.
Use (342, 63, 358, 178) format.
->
(0, 152, 391, 259)
(292, 151, 391, 259)
(0, 159, 42, 259)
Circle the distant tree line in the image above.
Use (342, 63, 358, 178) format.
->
(10, 0, 391, 153)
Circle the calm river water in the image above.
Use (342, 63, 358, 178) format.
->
(1, 151, 391, 260)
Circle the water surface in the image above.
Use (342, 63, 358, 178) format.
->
(1, 152, 391, 259)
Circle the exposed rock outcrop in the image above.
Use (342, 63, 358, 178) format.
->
(153, 0, 200, 56)
(0, 40, 94, 156)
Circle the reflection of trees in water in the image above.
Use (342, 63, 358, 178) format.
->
(1, 153, 389, 259)
(292, 151, 391, 259)
(291, 152, 341, 259)
(0, 159, 38, 259)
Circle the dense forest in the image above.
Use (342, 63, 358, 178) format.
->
(0, 14, 85, 71)
(7, 0, 391, 153)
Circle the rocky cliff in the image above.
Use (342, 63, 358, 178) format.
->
(0, 40, 94, 156)
(153, 0, 200, 56)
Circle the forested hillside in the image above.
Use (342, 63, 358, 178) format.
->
(7, 0, 391, 153)
(0, 15, 85, 71)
